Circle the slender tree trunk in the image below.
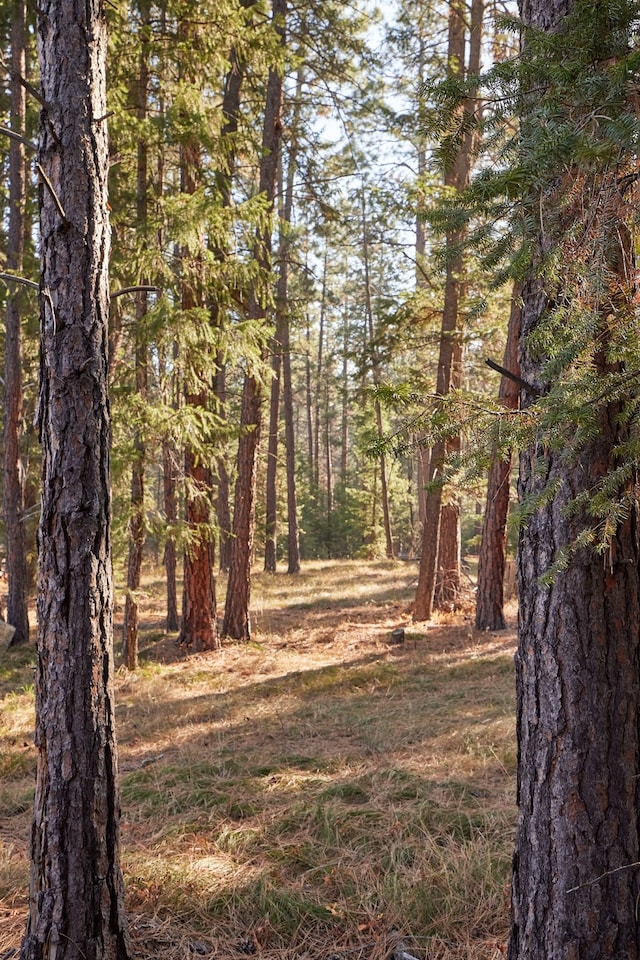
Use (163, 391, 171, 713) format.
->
(213, 17, 252, 574)
(22, 2, 130, 956)
(222, 0, 286, 640)
(414, 0, 483, 619)
(340, 307, 349, 483)
(325, 379, 334, 558)
(264, 258, 282, 572)
(4, 0, 29, 647)
(214, 361, 232, 573)
(475, 284, 521, 631)
(122, 2, 151, 670)
(360, 187, 394, 559)
(305, 314, 314, 483)
(264, 66, 303, 574)
(162, 431, 180, 631)
(314, 249, 328, 490)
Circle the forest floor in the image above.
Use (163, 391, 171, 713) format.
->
(0, 559, 516, 960)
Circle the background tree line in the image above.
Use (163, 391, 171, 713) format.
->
(0, 0, 518, 659)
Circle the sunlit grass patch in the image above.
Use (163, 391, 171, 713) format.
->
(2, 560, 517, 959)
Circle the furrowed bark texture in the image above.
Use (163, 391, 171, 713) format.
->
(508, 1, 640, 957)
(22, 3, 129, 959)
(509, 282, 640, 960)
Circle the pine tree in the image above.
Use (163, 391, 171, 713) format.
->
(22, 1, 130, 955)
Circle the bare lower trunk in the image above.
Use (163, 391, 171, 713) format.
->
(434, 500, 460, 608)
(475, 285, 521, 631)
(22, 3, 129, 956)
(214, 362, 232, 573)
(510, 284, 640, 959)
(222, 375, 261, 640)
(162, 437, 179, 631)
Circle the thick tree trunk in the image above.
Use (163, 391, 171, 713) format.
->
(4, 0, 30, 647)
(222, 0, 285, 640)
(509, 3, 640, 951)
(475, 285, 521, 631)
(21, 2, 129, 957)
(509, 283, 640, 960)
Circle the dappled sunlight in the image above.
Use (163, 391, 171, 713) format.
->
(1, 561, 516, 959)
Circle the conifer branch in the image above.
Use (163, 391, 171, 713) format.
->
(485, 357, 541, 397)
(0, 124, 36, 152)
(111, 285, 159, 299)
(0, 272, 39, 290)
(36, 162, 68, 223)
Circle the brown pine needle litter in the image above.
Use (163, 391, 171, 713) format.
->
(0, 559, 516, 960)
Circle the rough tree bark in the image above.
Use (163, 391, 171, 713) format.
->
(21, 1, 130, 957)
(474, 284, 521, 631)
(510, 283, 640, 960)
(222, 0, 286, 640)
(509, 1, 640, 955)
(4, 0, 30, 647)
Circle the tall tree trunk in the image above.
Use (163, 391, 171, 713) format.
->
(475, 284, 521, 631)
(22, 2, 130, 956)
(264, 66, 303, 574)
(214, 361, 232, 572)
(509, 3, 640, 955)
(360, 186, 394, 559)
(213, 13, 253, 574)
(325, 378, 334, 558)
(414, 0, 483, 619)
(222, 0, 286, 640)
(4, 0, 30, 647)
(305, 314, 314, 485)
(122, 1, 151, 671)
(314, 249, 328, 490)
(510, 286, 640, 960)
(177, 23, 218, 652)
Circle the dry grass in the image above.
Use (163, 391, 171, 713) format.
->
(0, 559, 516, 960)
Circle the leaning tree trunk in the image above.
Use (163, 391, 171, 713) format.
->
(475, 284, 521, 631)
(22, 2, 130, 957)
(222, 0, 286, 640)
(4, 0, 30, 647)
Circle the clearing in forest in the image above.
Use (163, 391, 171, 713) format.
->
(0, 559, 516, 960)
